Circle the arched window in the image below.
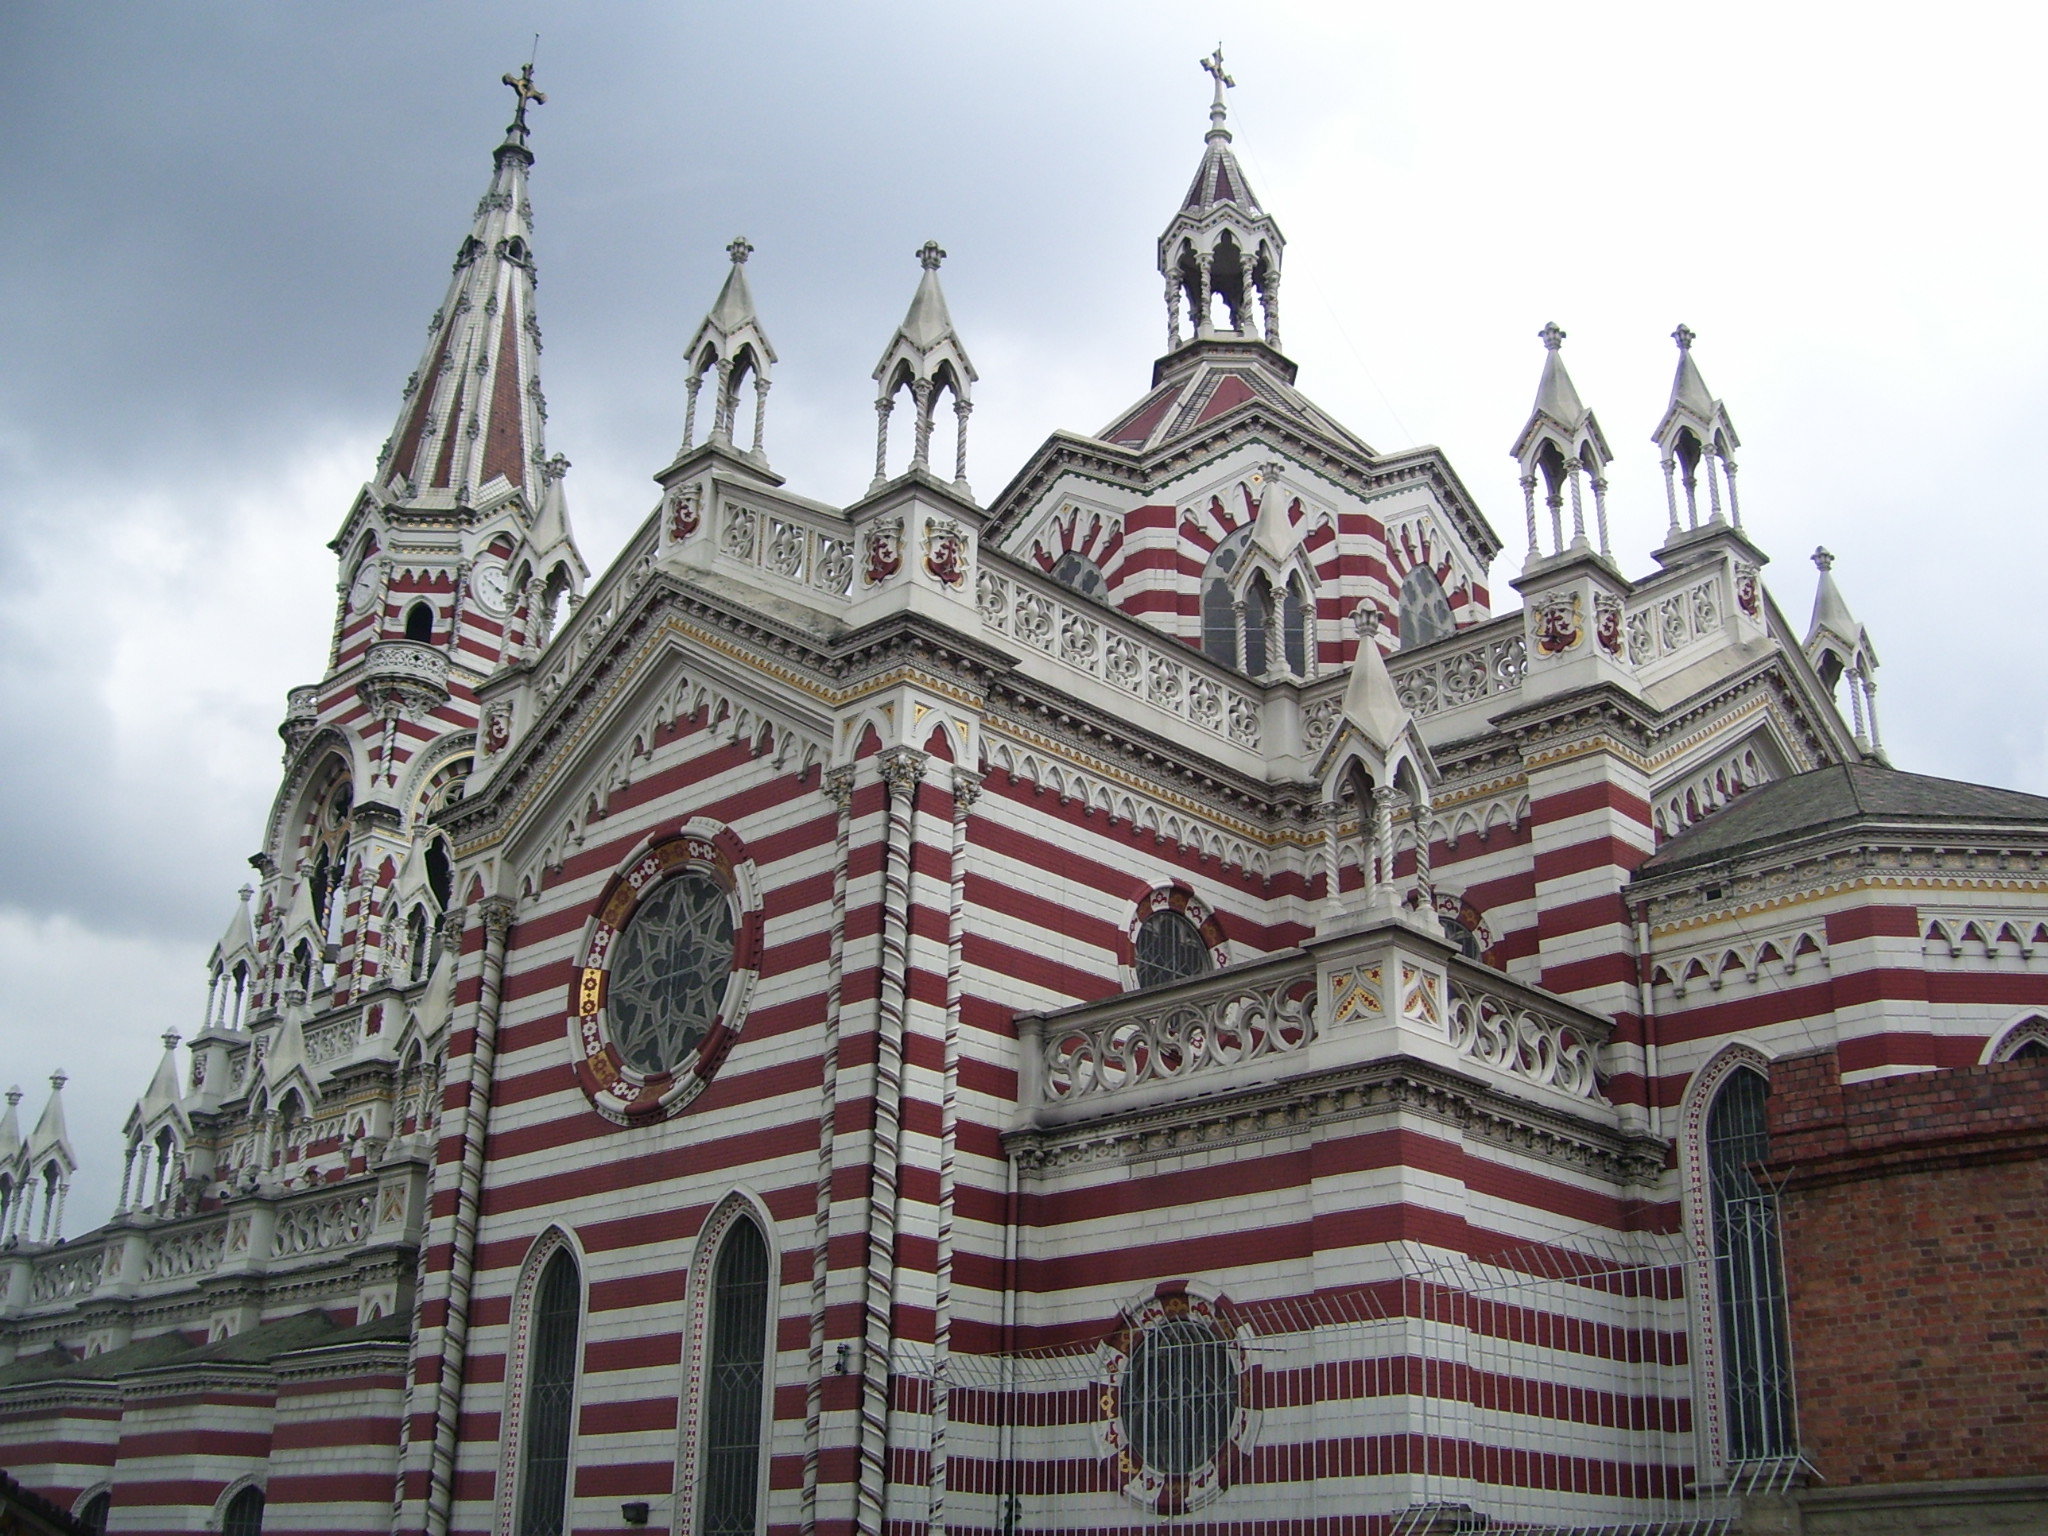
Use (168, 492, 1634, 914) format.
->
(425, 836, 454, 911)
(76, 1492, 111, 1536)
(2014, 1038, 2048, 1061)
(1135, 911, 1213, 990)
(1706, 1069, 1795, 1463)
(1398, 565, 1456, 650)
(407, 905, 431, 984)
(405, 601, 435, 643)
(1281, 576, 1309, 677)
(221, 1486, 265, 1536)
(1200, 527, 1253, 665)
(700, 1217, 772, 1536)
(517, 1248, 581, 1536)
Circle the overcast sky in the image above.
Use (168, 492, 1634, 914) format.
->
(5, 2, 2045, 1227)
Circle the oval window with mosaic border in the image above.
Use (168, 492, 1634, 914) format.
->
(1096, 1285, 1256, 1515)
(568, 821, 764, 1125)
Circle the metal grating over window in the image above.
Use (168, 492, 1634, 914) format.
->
(701, 1218, 771, 1536)
(221, 1487, 264, 1536)
(1134, 911, 1213, 991)
(517, 1249, 581, 1536)
(1706, 1068, 1797, 1463)
(1120, 1316, 1237, 1477)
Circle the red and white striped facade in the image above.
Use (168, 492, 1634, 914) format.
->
(9, 69, 2048, 1536)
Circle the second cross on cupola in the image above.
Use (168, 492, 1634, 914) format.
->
(1160, 50, 1285, 352)
(871, 241, 977, 495)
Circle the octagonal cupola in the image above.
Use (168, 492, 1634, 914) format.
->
(1159, 49, 1285, 353)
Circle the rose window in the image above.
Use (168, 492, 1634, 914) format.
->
(604, 872, 734, 1075)
(571, 823, 763, 1125)
(1099, 1289, 1252, 1514)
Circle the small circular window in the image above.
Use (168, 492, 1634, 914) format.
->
(570, 823, 763, 1125)
(1099, 1289, 1252, 1514)
(1128, 887, 1228, 991)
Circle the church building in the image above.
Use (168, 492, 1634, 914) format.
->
(4, 59, 2046, 1536)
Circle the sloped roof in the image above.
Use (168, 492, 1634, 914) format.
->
(1638, 763, 2048, 878)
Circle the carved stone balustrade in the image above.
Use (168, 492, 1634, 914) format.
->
(358, 640, 451, 715)
(1017, 917, 1614, 1133)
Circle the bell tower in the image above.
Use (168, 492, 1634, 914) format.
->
(1158, 49, 1286, 354)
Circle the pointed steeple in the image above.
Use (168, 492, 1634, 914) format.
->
(1653, 325, 1743, 541)
(1158, 49, 1287, 354)
(1805, 547, 1884, 758)
(871, 241, 978, 493)
(16, 1072, 78, 1244)
(677, 237, 780, 464)
(1511, 323, 1614, 565)
(375, 68, 551, 508)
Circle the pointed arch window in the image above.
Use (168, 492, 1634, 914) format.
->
(517, 1248, 581, 1536)
(1706, 1069, 1796, 1463)
(1398, 566, 1456, 650)
(1051, 550, 1108, 599)
(1200, 527, 1253, 665)
(701, 1216, 771, 1536)
(405, 602, 435, 643)
(76, 1492, 110, 1536)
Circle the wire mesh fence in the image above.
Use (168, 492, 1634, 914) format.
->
(878, 1238, 1800, 1536)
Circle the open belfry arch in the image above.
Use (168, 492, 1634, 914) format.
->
(8, 49, 2048, 1536)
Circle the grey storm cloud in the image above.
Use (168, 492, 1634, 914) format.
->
(6, 0, 2048, 1224)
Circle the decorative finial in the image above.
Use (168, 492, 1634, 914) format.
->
(917, 240, 946, 272)
(542, 452, 571, 484)
(50, 1071, 67, 1093)
(1200, 45, 1235, 137)
(1350, 602, 1382, 641)
(1539, 321, 1566, 352)
(1673, 323, 1696, 353)
(5, 1086, 20, 1108)
(1812, 546, 1835, 573)
(726, 236, 753, 266)
(162, 1029, 182, 1053)
(237, 884, 253, 904)
(501, 62, 546, 138)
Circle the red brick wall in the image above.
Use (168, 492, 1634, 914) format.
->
(1765, 1049, 2048, 1485)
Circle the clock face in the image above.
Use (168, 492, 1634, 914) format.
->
(347, 562, 379, 615)
(472, 561, 510, 616)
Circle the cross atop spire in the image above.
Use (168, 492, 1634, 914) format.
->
(1201, 46, 1235, 138)
(501, 62, 545, 140)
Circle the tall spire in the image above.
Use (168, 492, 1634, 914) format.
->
(1652, 324, 1743, 541)
(1158, 48, 1286, 354)
(678, 236, 779, 463)
(1511, 323, 1613, 565)
(871, 241, 978, 493)
(375, 68, 551, 508)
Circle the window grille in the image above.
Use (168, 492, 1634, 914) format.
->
(701, 1218, 770, 1536)
(1134, 911, 1212, 990)
(221, 1487, 264, 1536)
(1706, 1068, 1796, 1462)
(1120, 1316, 1236, 1476)
(517, 1249, 581, 1536)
